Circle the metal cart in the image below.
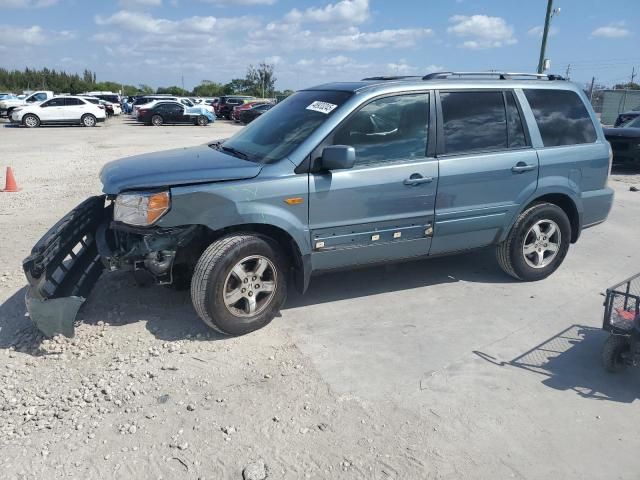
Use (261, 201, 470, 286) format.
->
(602, 273, 640, 372)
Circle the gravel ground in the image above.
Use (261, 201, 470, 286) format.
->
(1, 115, 639, 479)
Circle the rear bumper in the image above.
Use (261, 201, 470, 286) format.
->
(582, 187, 615, 228)
(97, 117, 106, 123)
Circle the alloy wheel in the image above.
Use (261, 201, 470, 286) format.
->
(522, 219, 561, 269)
(222, 255, 277, 318)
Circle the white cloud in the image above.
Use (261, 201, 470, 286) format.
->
(317, 27, 433, 51)
(0, 0, 58, 7)
(91, 32, 122, 43)
(447, 14, 517, 49)
(95, 10, 251, 34)
(201, 0, 276, 4)
(527, 25, 558, 37)
(285, 0, 369, 25)
(322, 55, 350, 66)
(118, 0, 162, 7)
(591, 23, 631, 38)
(265, 55, 283, 65)
(0, 24, 73, 45)
(296, 58, 314, 67)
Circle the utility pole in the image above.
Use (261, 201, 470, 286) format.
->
(631, 66, 637, 86)
(588, 76, 595, 102)
(564, 63, 571, 80)
(537, 0, 555, 73)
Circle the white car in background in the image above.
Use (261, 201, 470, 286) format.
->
(10, 96, 106, 128)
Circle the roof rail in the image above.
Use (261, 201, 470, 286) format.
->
(422, 71, 565, 81)
(361, 75, 422, 81)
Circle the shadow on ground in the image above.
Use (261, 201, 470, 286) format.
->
(0, 247, 510, 352)
(475, 324, 640, 403)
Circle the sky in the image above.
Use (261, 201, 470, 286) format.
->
(0, 0, 638, 91)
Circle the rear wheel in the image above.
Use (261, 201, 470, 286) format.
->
(191, 234, 287, 335)
(196, 115, 208, 126)
(151, 114, 163, 126)
(23, 114, 40, 128)
(602, 335, 631, 373)
(81, 114, 96, 127)
(497, 203, 571, 281)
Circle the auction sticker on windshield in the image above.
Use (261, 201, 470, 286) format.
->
(306, 101, 338, 114)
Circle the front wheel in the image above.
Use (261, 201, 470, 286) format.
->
(191, 235, 287, 335)
(496, 202, 571, 281)
(602, 335, 631, 373)
(81, 114, 96, 127)
(196, 115, 209, 126)
(151, 114, 163, 126)
(23, 114, 40, 128)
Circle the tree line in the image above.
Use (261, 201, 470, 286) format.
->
(0, 63, 293, 98)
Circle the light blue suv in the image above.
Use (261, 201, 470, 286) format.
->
(23, 72, 614, 337)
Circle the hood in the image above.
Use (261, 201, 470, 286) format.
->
(604, 127, 640, 139)
(100, 144, 262, 194)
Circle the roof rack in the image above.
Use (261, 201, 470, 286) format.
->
(421, 71, 565, 81)
(361, 75, 422, 81)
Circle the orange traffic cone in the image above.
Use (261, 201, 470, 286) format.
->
(1, 167, 21, 192)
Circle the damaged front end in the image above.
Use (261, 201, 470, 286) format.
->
(23, 195, 198, 337)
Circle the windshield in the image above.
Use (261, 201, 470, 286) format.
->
(622, 116, 640, 128)
(219, 90, 353, 163)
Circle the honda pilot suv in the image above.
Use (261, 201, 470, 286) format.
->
(23, 72, 614, 337)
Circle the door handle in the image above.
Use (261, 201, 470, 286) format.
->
(403, 174, 434, 186)
(511, 162, 536, 173)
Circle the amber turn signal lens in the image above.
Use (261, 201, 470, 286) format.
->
(147, 191, 170, 224)
(284, 197, 304, 205)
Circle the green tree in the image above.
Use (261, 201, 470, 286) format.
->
(193, 81, 225, 97)
(245, 63, 276, 98)
(156, 86, 191, 96)
(614, 82, 640, 90)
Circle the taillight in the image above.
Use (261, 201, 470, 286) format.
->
(98, 105, 105, 109)
(607, 142, 613, 184)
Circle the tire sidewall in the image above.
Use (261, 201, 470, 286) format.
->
(82, 114, 96, 127)
(203, 237, 287, 335)
(23, 114, 40, 128)
(508, 203, 571, 281)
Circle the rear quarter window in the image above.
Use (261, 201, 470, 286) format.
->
(524, 89, 597, 147)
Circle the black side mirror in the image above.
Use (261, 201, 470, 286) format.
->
(320, 145, 356, 171)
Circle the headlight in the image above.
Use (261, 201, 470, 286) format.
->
(114, 191, 170, 226)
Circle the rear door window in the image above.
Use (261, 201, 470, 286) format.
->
(440, 91, 507, 154)
(65, 98, 84, 106)
(524, 89, 597, 147)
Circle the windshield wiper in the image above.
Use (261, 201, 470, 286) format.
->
(221, 145, 250, 160)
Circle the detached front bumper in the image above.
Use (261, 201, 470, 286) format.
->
(23, 196, 108, 337)
(23, 196, 199, 337)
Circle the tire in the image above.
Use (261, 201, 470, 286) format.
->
(191, 234, 287, 336)
(151, 115, 163, 126)
(23, 114, 40, 128)
(496, 202, 571, 281)
(196, 115, 209, 126)
(81, 114, 96, 127)
(602, 335, 630, 373)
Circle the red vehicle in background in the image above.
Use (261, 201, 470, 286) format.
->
(231, 101, 269, 123)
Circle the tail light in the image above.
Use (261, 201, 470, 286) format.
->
(606, 141, 613, 185)
(98, 105, 105, 110)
